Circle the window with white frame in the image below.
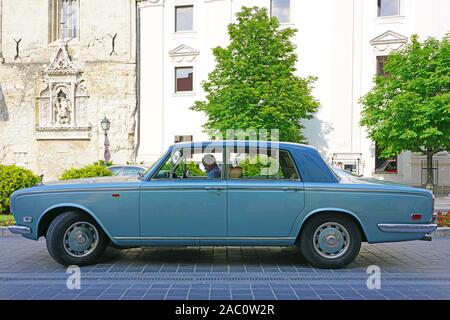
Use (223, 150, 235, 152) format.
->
(376, 56, 389, 78)
(50, 0, 79, 42)
(175, 5, 194, 32)
(175, 67, 194, 92)
(271, 0, 291, 24)
(377, 0, 400, 17)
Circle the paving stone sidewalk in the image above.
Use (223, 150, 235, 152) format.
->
(0, 237, 449, 300)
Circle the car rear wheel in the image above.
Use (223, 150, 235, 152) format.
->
(299, 214, 361, 269)
(46, 211, 107, 266)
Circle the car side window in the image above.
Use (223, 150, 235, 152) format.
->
(154, 147, 224, 179)
(227, 149, 299, 180)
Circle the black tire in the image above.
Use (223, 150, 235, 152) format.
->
(299, 214, 361, 269)
(46, 211, 107, 266)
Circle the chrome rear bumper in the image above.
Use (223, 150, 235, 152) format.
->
(378, 223, 437, 233)
(8, 225, 32, 235)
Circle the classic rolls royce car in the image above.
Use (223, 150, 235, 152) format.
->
(9, 141, 437, 268)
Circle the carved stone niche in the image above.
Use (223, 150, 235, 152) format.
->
(36, 39, 91, 140)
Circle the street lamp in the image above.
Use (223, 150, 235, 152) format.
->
(101, 116, 111, 164)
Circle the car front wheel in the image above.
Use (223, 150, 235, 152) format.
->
(46, 211, 108, 266)
(299, 214, 362, 269)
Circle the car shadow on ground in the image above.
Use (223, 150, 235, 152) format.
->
(94, 245, 339, 270)
(92, 243, 415, 272)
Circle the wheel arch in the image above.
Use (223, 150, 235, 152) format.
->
(37, 203, 113, 243)
(296, 209, 368, 243)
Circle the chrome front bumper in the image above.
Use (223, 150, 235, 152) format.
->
(378, 223, 437, 233)
(8, 225, 32, 235)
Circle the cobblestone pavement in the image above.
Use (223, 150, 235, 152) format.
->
(0, 237, 449, 300)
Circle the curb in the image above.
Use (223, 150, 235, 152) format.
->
(432, 227, 450, 238)
(0, 226, 18, 238)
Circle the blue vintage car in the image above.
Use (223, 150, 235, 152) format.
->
(9, 141, 437, 268)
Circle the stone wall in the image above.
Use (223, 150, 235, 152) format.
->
(0, 0, 137, 180)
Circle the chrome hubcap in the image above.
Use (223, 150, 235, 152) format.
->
(63, 222, 99, 258)
(76, 234, 87, 244)
(313, 222, 350, 259)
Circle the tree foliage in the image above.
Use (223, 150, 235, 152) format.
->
(192, 6, 319, 142)
(360, 34, 450, 158)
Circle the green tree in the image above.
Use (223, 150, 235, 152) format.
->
(191, 6, 319, 142)
(360, 34, 450, 189)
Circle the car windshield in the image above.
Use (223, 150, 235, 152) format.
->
(108, 167, 122, 176)
(333, 167, 359, 177)
(141, 152, 168, 178)
(330, 167, 360, 181)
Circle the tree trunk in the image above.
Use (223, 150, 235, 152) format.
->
(426, 150, 434, 191)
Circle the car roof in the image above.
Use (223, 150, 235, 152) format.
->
(170, 140, 317, 151)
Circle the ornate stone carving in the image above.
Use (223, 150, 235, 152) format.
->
(169, 44, 199, 63)
(137, 0, 164, 8)
(370, 30, 408, 52)
(36, 32, 91, 140)
(54, 88, 72, 125)
(35, 126, 92, 140)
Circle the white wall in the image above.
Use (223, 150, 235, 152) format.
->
(137, 0, 450, 186)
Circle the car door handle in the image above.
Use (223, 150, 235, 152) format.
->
(204, 187, 226, 191)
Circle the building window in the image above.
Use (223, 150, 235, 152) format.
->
(175, 67, 193, 92)
(271, 0, 291, 23)
(376, 56, 389, 77)
(175, 5, 194, 32)
(175, 135, 193, 143)
(50, 0, 79, 42)
(377, 0, 400, 17)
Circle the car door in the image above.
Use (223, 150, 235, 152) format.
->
(139, 146, 227, 245)
(226, 148, 305, 240)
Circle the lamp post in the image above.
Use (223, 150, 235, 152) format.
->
(101, 116, 111, 164)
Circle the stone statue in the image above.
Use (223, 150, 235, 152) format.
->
(54, 93, 71, 125)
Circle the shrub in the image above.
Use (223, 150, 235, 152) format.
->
(0, 165, 40, 214)
(0, 215, 15, 226)
(60, 161, 112, 180)
(437, 211, 450, 227)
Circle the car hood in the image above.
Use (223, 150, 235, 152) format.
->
(43, 175, 141, 186)
(12, 175, 143, 198)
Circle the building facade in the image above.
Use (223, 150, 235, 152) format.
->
(0, 0, 449, 188)
(0, 0, 138, 179)
(137, 0, 450, 189)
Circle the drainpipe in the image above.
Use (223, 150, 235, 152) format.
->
(0, 0, 4, 63)
(133, 1, 141, 162)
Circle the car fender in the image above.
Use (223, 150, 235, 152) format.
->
(290, 207, 368, 241)
(38, 202, 118, 245)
